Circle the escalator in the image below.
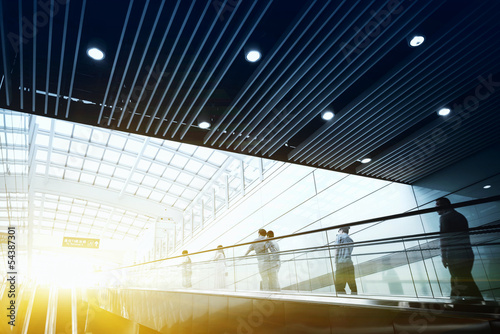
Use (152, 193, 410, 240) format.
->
(89, 198, 500, 333)
(0, 283, 161, 334)
(1, 197, 499, 333)
(2, 281, 498, 333)
(93, 287, 500, 334)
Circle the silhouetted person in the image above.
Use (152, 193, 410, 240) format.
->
(245, 229, 269, 290)
(436, 197, 483, 301)
(266, 230, 280, 291)
(213, 245, 227, 289)
(335, 226, 357, 295)
(181, 250, 192, 288)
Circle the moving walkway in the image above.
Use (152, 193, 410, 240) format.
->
(1, 196, 499, 333)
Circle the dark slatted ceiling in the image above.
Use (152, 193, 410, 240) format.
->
(0, 0, 499, 184)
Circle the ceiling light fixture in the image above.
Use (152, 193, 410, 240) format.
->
(360, 157, 372, 164)
(197, 112, 212, 129)
(87, 47, 105, 60)
(409, 35, 425, 47)
(198, 121, 210, 129)
(321, 110, 334, 121)
(437, 107, 451, 116)
(245, 50, 261, 62)
(483, 184, 492, 189)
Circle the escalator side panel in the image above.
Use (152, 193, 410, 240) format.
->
(329, 305, 397, 334)
(254, 299, 286, 334)
(161, 292, 182, 334)
(490, 320, 500, 334)
(85, 306, 139, 334)
(190, 293, 208, 334)
(284, 301, 331, 334)
(13, 285, 31, 334)
(178, 292, 193, 334)
(208, 295, 228, 334)
(55, 288, 72, 334)
(26, 287, 50, 334)
(393, 314, 492, 334)
(227, 297, 253, 334)
(94, 288, 499, 334)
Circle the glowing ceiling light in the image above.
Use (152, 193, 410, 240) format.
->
(438, 108, 451, 116)
(409, 35, 425, 47)
(321, 110, 334, 121)
(198, 121, 211, 129)
(87, 47, 105, 60)
(245, 50, 261, 62)
(360, 157, 372, 164)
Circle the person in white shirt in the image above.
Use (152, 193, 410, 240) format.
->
(213, 245, 227, 289)
(245, 229, 269, 290)
(181, 250, 192, 288)
(266, 230, 280, 291)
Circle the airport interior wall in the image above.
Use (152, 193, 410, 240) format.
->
(172, 145, 500, 299)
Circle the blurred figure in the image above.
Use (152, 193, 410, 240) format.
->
(436, 197, 483, 302)
(181, 250, 192, 288)
(335, 226, 357, 295)
(245, 229, 269, 290)
(213, 245, 227, 289)
(266, 230, 281, 291)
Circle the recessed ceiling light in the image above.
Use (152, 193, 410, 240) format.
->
(87, 47, 105, 60)
(321, 110, 334, 121)
(198, 121, 210, 129)
(360, 157, 372, 164)
(438, 108, 451, 116)
(245, 50, 261, 62)
(409, 35, 425, 47)
(483, 184, 492, 189)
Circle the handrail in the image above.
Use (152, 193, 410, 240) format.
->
(112, 224, 500, 270)
(104, 195, 500, 271)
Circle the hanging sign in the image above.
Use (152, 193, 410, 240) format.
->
(62, 237, 100, 249)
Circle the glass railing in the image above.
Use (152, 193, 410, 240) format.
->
(96, 196, 500, 302)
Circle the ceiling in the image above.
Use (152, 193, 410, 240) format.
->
(0, 0, 499, 185)
(0, 108, 276, 240)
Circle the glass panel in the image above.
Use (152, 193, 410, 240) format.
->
(184, 160, 202, 174)
(148, 162, 165, 176)
(208, 151, 227, 165)
(51, 121, 71, 137)
(170, 155, 189, 169)
(52, 137, 70, 151)
(178, 143, 196, 155)
(124, 139, 143, 154)
(176, 173, 193, 185)
(108, 134, 126, 149)
(193, 146, 212, 161)
(73, 125, 91, 140)
(91, 130, 109, 144)
(103, 150, 120, 164)
(118, 154, 136, 167)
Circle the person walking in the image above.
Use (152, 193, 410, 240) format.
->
(334, 226, 357, 295)
(266, 230, 281, 291)
(213, 245, 227, 289)
(245, 229, 270, 290)
(181, 250, 192, 288)
(436, 197, 483, 302)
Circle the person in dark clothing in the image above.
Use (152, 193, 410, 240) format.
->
(334, 226, 357, 295)
(436, 197, 483, 301)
